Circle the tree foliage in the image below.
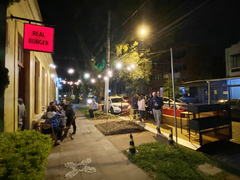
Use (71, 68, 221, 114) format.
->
(163, 78, 180, 99)
(113, 41, 152, 92)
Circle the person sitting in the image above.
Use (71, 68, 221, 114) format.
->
(43, 105, 63, 145)
(57, 106, 66, 128)
(89, 100, 98, 118)
(47, 102, 54, 112)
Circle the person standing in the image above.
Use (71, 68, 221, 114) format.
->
(150, 92, 163, 134)
(138, 95, 145, 122)
(66, 103, 76, 134)
(132, 94, 138, 119)
(89, 100, 98, 118)
(18, 98, 25, 130)
(157, 91, 160, 97)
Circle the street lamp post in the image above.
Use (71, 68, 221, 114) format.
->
(104, 10, 111, 115)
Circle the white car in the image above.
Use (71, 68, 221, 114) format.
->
(108, 96, 131, 114)
(163, 97, 188, 110)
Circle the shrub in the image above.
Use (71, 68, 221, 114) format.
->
(0, 130, 54, 180)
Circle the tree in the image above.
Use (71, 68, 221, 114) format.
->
(112, 41, 152, 93)
(163, 78, 181, 106)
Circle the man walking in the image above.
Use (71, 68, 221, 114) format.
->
(150, 92, 163, 134)
(66, 103, 77, 135)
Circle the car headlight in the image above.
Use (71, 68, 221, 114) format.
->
(87, 99, 92, 104)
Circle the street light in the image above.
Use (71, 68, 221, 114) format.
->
(91, 78, 95, 83)
(116, 62, 122, 69)
(50, 74, 55, 78)
(78, 79, 81, 83)
(68, 68, 74, 74)
(141, 29, 146, 34)
(50, 64, 56, 68)
(108, 70, 112, 75)
(84, 73, 90, 79)
(104, 76, 108, 81)
(131, 64, 135, 69)
(98, 74, 102, 78)
(127, 67, 131, 71)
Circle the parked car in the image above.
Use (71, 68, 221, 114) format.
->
(181, 94, 198, 103)
(122, 96, 131, 103)
(216, 99, 240, 121)
(108, 96, 131, 114)
(163, 97, 188, 110)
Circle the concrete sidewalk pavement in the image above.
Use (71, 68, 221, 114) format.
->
(45, 106, 151, 180)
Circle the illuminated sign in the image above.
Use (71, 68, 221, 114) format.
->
(23, 23, 54, 53)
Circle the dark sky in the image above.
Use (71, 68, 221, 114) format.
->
(38, 0, 240, 81)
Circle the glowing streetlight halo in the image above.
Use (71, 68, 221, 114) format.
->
(104, 76, 108, 81)
(98, 74, 102, 78)
(84, 73, 90, 79)
(68, 68, 74, 74)
(91, 78, 96, 83)
(116, 62, 122, 69)
(141, 29, 146, 34)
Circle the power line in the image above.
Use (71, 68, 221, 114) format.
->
(112, 0, 150, 35)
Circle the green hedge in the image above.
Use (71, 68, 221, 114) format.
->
(0, 130, 54, 180)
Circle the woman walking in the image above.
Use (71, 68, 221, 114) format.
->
(138, 95, 146, 122)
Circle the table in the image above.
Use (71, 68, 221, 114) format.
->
(180, 111, 193, 133)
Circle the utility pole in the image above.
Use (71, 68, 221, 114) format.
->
(170, 47, 178, 148)
(104, 10, 111, 114)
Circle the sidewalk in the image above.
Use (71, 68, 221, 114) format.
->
(45, 105, 151, 180)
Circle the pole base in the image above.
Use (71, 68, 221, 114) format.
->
(127, 149, 138, 154)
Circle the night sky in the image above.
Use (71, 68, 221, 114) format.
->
(38, 0, 240, 81)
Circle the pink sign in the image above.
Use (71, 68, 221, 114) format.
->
(23, 23, 54, 53)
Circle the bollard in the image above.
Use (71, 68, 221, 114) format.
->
(168, 129, 174, 145)
(127, 134, 136, 154)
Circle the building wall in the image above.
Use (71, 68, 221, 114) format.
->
(149, 45, 212, 94)
(225, 41, 240, 77)
(4, 0, 57, 132)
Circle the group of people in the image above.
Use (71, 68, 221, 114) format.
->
(132, 91, 163, 134)
(43, 99, 76, 145)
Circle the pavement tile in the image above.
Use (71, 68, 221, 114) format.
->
(124, 168, 150, 180)
(50, 145, 61, 153)
(117, 160, 138, 172)
(73, 139, 86, 144)
(77, 152, 95, 162)
(45, 176, 60, 180)
(59, 155, 78, 165)
(59, 173, 83, 180)
(105, 147, 121, 156)
(48, 152, 60, 160)
(60, 150, 78, 157)
(45, 166, 60, 178)
(110, 153, 128, 162)
(103, 171, 132, 180)
(60, 144, 75, 152)
(92, 150, 109, 159)
(80, 165, 104, 180)
(95, 155, 115, 167)
(99, 164, 123, 176)
(47, 158, 60, 167)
